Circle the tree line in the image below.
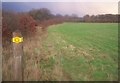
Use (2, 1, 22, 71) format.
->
(28, 8, 119, 23)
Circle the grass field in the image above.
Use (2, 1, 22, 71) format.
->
(41, 23, 118, 81)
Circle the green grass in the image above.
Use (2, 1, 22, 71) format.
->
(42, 23, 118, 81)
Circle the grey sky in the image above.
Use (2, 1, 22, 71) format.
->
(2, 1, 118, 17)
(1, 0, 119, 2)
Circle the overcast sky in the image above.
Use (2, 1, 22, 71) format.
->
(1, 0, 119, 2)
(2, 1, 119, 17)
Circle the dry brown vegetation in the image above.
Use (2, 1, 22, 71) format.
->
(3, 26, 72, 81)
(2, 9, 65, 81)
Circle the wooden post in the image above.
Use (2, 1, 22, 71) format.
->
(12, 30, 23, 81)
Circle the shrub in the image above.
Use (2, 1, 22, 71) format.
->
(18, 13, 37, 36)
(2, 11, 37, 44)
(2, 11, 19, 42)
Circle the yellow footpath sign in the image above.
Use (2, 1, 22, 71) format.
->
(12, 37, 23, 44)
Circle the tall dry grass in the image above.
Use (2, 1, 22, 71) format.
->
(2, 26, 44, 81)
(3, 25, 71, 81)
